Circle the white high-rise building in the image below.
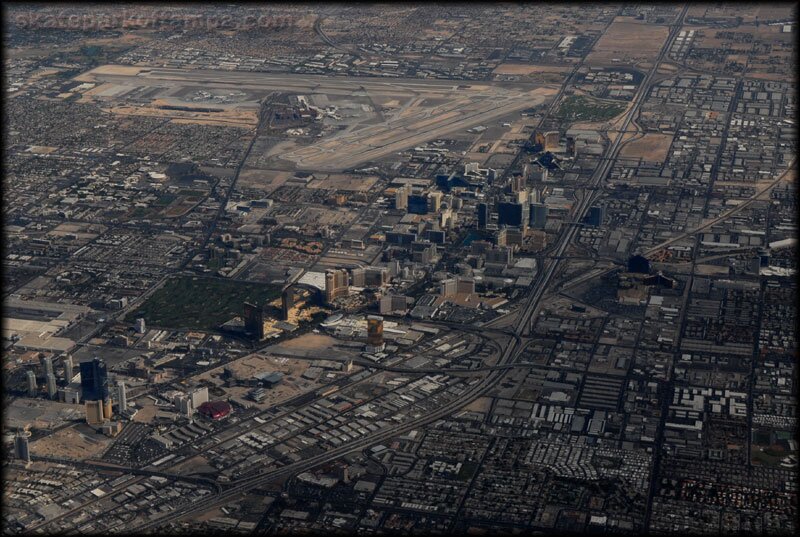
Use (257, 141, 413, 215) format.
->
(174, 394, 192, 418)
(63, 355, 74, 384)
(26, 370, 37, 397)
(117, 381, 127, 414)
(189, 386, 209, 410)
(41, 355, 54, 378)
(45, 373, 57, 399)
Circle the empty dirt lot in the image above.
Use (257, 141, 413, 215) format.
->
(493, 64, 572, 75)
(620, 133, 674, 162)
(586, 17, 669, 66)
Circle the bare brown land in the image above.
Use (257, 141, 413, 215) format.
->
(620, 133, 674, 162)
(493, 64, 572, 75)
(30, 426, 113, 460)
(586, 17, 669, 66)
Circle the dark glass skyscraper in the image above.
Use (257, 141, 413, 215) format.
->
(530, 203, 548, 229)
(585, 205, 605, 227)
(243, 302, 265, 340)
(477, 202, 488, 229)
(497, 201, 528, 228)
(407, 194, 429, 215)
(79, 357, 109, 402)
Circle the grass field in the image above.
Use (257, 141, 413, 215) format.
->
(555, 95, 626, 122)
(127, 275, 281, 331)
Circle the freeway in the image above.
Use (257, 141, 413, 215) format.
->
(29, 455, 222, 492)
(130, 6, 691, 531)
(313, 16, 361, 59)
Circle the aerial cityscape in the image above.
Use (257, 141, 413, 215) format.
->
(2, 3, 797, 535)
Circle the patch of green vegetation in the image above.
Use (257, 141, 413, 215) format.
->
(456, 460, 480, 481)
(751, 448, 783, 467)
(81, 45, 101, 57)
(130, 207, 150, 218)
(179, 189, 207, 198)
(126, 275, 281, 331)
(156, 193, 177, 206)
(206, 257, 226, 271)
(752, 430, 771, 444)
(555, 95, 626, 122)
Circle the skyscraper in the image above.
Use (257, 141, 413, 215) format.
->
(63, 354, 73, 384)
(533, 130, 546, 150)
(585, 205, 605, 227)
(243, 302, 265, 340)
(530, 203, 548, 229)
(498, 201, 529, 229)
(510, 175, 525, 193)
(14, 429, 31, 464)
(477, 202, 489, 229)
(86, 400, 106, 425)
(440, 278, 458, 297)
(325, 269, 350, 303)
(174, 394, 192, 418)
(280, 288, 294, 321)
(428, 191, 443, 213)
(26, 370, 37, 397)
(379, 294, 408, 315)
(395, 183, 410, 210)
(80, 357, 109, 402)
(407, 194, 429, 215)
(40, 354, 53, 378)
(366, 315, 384, 348)
(189, 386, 209, 410)
(627, 254, 650, 274)
(456, 277, 476, 294)
(350, 267, 366, 288)
(117, 381, 127, 414)
(46, 373, 57, 399)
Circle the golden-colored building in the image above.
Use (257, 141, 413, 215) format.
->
(325, 269, 350, 303)
(86, 400, 105, 425)
(367, 315, 384, 347)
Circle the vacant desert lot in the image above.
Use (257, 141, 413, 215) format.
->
(30, 425, 113, 460)
(586, 17, 669, 65)
(493, 64, 572, 75)
(620, 133, 674, 162)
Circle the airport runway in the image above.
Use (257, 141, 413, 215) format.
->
(85, 65, 555, 171)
